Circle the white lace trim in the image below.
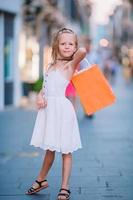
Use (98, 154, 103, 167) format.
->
(30, 143, 82, 154)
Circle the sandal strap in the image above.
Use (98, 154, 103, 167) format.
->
(28, 187, 35, 193)
(59, 188, 71, 194)
(35, 179, 47, 187)
(58, 193, 69, 198)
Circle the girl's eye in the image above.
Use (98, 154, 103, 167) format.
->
(60, 43, 74, 46)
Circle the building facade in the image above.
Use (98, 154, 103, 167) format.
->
(0, 0, 22, 110)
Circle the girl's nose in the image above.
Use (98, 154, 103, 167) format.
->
(64, 44, 69, 48)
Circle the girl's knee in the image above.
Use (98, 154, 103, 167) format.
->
(62, 153, 72, 158)
(46, 150, 55, 155)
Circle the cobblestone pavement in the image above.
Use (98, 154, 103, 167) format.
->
(0, 71, 133, 200)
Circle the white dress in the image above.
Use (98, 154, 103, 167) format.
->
(30, 69, 82, 154)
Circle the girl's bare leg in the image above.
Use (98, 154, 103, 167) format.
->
(57, 153, 72, 199)
(26, 150, 55, 193)
(62, 153, 72, 189)
(37, 150, 55, 181)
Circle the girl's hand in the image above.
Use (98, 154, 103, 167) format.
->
(36, 92, 47, 109)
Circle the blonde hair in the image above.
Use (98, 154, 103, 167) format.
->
(51, 28, 78, 63)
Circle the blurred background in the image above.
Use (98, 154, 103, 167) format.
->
(0, 1, 133, 199)
(0, 0, 133, 110)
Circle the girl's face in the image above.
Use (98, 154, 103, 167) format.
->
(58, 33, 77, 59)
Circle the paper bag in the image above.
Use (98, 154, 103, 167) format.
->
(72, 64, 116, 115)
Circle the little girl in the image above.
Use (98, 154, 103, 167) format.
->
(26, 28, 86, 200)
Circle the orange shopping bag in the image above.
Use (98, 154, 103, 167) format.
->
(72, 64, 116, 115)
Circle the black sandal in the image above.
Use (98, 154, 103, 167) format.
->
(26, 179, 48, 195)
(57, 188, 71, 200)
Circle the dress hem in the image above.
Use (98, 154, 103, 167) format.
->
(30, 143, 82, 154)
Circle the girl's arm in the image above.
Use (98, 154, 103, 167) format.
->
(36, 84, 47, 109)
(71, 47, 87, 70)
(36, 63, 52, 109)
